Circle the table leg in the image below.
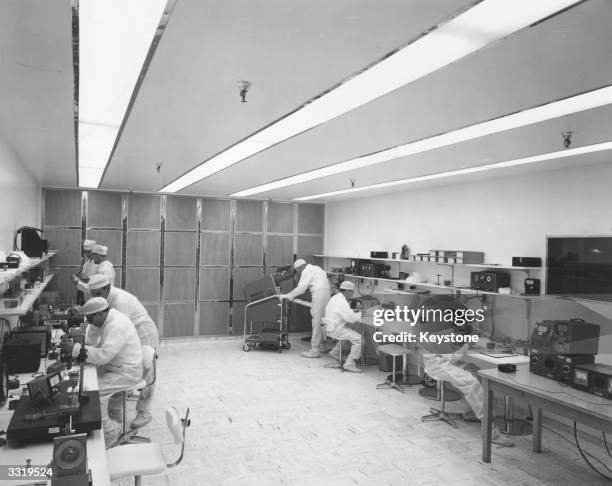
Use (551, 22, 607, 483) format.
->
(533, 407, 543, 453)
(482, 377, 493, 463)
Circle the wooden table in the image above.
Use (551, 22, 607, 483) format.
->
(0, 365, 110, 485)
(479, 364, 612, 463)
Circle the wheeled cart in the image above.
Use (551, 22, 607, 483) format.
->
(242, 275, 291, 353)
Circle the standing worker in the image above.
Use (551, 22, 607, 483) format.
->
(88, 274, 160, 428)
(71, 239, 98, 302)
(324, 281, 363, 372)
(91, 244, 116, 285)
(60, 297, 143, 447)
(281, 258, 331, 358)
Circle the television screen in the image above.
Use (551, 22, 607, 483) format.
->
(547, 236, 612, 301)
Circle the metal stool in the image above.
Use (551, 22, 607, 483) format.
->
(421, 380, 463, 428)
(321, 318, 344, 371)
(376, 344, 411, 393)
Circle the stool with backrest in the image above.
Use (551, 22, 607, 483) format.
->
(321, 317, 343, 371)
(107, 407, 191, 486)
(112, 345, 156, 447)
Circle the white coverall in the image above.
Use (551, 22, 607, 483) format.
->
(76, 259, 98, 296)
(422, 342, 483, 419)
(285, 264, 331, 350)
(324, 292, 362, 363)
(95, 259, 116, 286)
(78, 308, 143, 445)
(106, 286, 160, 416)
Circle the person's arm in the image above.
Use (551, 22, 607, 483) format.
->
(283, 269, 311, 300)
(338, 299, 361, 324)
(80, 323, 127, 365)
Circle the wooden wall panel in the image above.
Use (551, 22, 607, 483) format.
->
(126, 268, 159, 303)
(127, 231, 160, 266)
(127, 194, 160, 229)
(233, 267, 264, 300)
(44, 190, 82, 227)
(298, 204, 324, 234)
(234, 234, 263, 266)
(165, 232, 196, 266)
(48, 267, 80, 303)
(45, 229, 81, 266)
(199, 302, 229, 335)
(163, 267, 196, 302)
(199, 268, 229, 300)
(266, 235, 293, 266)
(268, 202, 293, 233)
(163, 303, 194, 338)
(202, 199, 230, 231)
(87, 229, 122, 265)
(200, 232, 230, 265)
(297, 235, 324, 260)
(166, 197, 196, 230)
(87, 191, 122, 228)
(236, 200, 263, 232)
(232, 301, 246, 335)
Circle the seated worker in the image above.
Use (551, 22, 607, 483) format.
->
(60, 297, 143, 447)
(417, 295, 513, 447)
(281, 258, 331, 358)
(324, 281, 363, 373)
(71, 239, 98, 303)
(88, 274, 160, 428)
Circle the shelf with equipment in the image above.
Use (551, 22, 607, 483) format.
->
(0, 274, 55, 316)
(0, 251, 57, 286)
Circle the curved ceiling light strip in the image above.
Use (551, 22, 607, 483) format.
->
(78, 0, 177, 188)
(292, 141, 612, 201)
(160, 0, 582, 194)
(232, 84, 612, 197)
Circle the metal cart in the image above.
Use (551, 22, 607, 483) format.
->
(242, 275, 290, 353)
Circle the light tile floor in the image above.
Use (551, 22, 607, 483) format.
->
(111, 336, 612, 486)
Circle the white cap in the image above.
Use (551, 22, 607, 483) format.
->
(339, 281, 355, 291)
(81, 297, 109, 315)
(88, 274, 110, 290)
(83, 239, 96, 251)
(92, 244, 108, 256)
(293, 259, 306, 269)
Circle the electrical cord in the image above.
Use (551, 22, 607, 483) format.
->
(574, 422, 612, 480)
(603, 432, 612, 459)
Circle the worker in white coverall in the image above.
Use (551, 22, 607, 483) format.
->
(71, 239, 98, 301)
(324, 280, 363, 373)
(88, 274, 160, 429)
(60, 297, 143, 447)
(90, 244, 116, 285)
(418, 296, 513, 447)
(281, 258, 331, 358)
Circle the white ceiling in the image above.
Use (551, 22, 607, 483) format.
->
(4, 0, 612, 201)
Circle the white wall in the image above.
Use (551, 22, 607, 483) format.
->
(325, 162, 612, 350)
(0, 135, 41, 253)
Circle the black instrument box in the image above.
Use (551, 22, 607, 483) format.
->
(370, 251, 388, 258)
(571, 363, 612, 398)
(530, 353, 595, 382)
(7, 390, 101, 444)
(512, 257, 542, 267)
(530, 319, 600, 355)
(524, 278, 541, 295)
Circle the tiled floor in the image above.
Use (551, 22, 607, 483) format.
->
(112, 336, 612, 485)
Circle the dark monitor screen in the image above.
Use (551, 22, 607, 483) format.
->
(547, 236, 612, 301)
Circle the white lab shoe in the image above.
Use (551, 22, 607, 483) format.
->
(130, 411, 152, 429)
(342, 360, 362, 373)
(329, 347, 341, 362)
(491, 426, 514, 447)
(301, 349, 321, 358)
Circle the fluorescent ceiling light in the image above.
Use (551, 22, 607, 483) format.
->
(233, 85, 612, 196)
(78, 0, 167, 188)
(161, 0, 580, 194)
(293, 141, 612, 201)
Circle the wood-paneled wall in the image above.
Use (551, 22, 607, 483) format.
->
(43, 189, 324, 339)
